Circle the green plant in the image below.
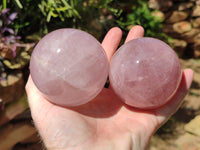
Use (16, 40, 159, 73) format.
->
(38, 0, 81, 22)
(4, 0, 169, 42)
(0, 8, 34, 82)
(4, 0, 122, 38)
(0, 8, 20, 56)
(2, 0, 44, 37)
(2, 0, 23, 10)
(117, 0, 166, 39)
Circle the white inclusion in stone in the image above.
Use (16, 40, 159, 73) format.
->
(138, 76, 144, 81)
(57, 48, 61, 53)
(136, 60, 140, 64)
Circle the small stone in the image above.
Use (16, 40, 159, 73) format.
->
(109, 38, 182, 109)
(3, 51, 31, 69)
(175, 133, 200, 150)
(148, 0, 173, 11)
(194, 33, 200, 43)
(194, 42, 200, 58)
(170, 39, 187, 48)
(182, 28, 200, 43)
(166, 11, 189, 23)
(181, 142, 199, 150)
(173, 21, 192, 34)
(151, 10, 165, 22)
(184, 115, 200, 136)
(192, 18, 200, 28)
(178, 2, 193, 11)
(194, 50, 200, 58)
(169, 39, 187, 57)
(0, 122, 36, 150)
(192, 5, 200, 17)
(196, 0, 200, 5)
(163, 24, 174, 34)
(0, 46, 14, 60)
(0, 71, 24, 103)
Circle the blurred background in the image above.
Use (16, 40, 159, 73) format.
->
(0, 0, 200, 149)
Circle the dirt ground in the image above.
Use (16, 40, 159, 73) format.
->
(148, 58, 200, 150)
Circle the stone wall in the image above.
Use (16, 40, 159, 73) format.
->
(148, 0, 200, 58)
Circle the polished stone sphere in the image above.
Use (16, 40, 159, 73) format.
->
(109, 37, 182, 109)
(30, 29, 109, 107)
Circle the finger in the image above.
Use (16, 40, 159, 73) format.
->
(125, 25, 144, 43)
(101, 27, 122, 62)
(156, 68, 194, 124)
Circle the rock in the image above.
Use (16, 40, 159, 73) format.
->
(196, 0, 200, 5)
(171, 39, 187, 48)
(194, 50, 200, 58)
(3, 50, 31, 70)
(151, 10, 165, 22)
(192, 18, 200, 28)
(163, 24, 174, 34)
(175, 133, 200, 150)
(194, 33, 200, 43)
(180, 57, 200, 110)
(194, 42, 200, 58)
(180, 58, 200, 85)
(148, 0, 173, 11)
(181, 28, 200, 43)
(166, 11, 189, 23)
(178, 2, 194, 11)
(0, 46, 14, 60)
(173, 21, 192, 34)
(0, 95, 28, 126)
(180, 142, 200, 150)
(184, 93, 200, 110)
(184, 115, 200, 136)
(169, 39, 187, 57)
(0, 122, 37, 150)
(163, 24, 182, 37)
(0, 71, 24, 103)
(192, 5, 200, 17)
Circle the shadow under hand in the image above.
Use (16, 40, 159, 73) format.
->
(68, 88, 124, 118)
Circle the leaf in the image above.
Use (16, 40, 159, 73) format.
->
(60, 0, 71, 9)
(4, 27, 15, 34)
(56, 7, 68, 11)
(50, 11, 58, 17)
(72, 9, 81, 18)
(47, 11, 52, 22)
(8, 12, 18, 24)
(15, 0, 23, 9)
(2, 8, 10, 15)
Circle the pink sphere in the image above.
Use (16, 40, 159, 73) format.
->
(109, 37, 182, 109)
(30, 29, 109, 107)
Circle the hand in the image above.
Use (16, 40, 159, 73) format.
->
(26, 26, 193, 150)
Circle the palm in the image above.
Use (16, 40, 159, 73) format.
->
(26, 26, 193, 150)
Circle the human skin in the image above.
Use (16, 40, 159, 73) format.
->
(26, 26, 193, 150)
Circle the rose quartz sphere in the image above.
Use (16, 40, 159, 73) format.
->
(109, 37, 182, 109)
(30, 29, 109, 107)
